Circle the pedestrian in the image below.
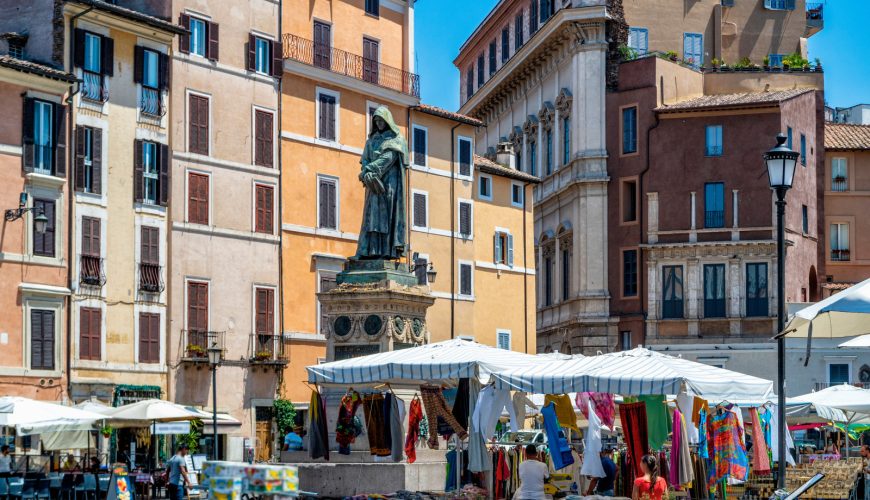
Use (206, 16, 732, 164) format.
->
(632, 454, 667, 500)
(166, 444, 190, 500)
(0, 445, 11, 477)
(859, 444, 870, 500)
(283, 427, 303, 451)
(587, 447, 617, 496)
(514, 444, 550, 500)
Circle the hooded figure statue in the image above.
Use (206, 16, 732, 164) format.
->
(355, 106, 410, 260)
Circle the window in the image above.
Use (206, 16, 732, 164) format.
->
(365, 0, 380, 16)
(142, 142, 158, 205)
(683, 32, 703, 67)
(81, 32, 104, 101)
(142, 49, 158, 89)
(562, 117, 571, 165)
(561, 249, 570, 301)
(458, 138, 472, 177)
(622, 179, 637, 223)
(138, 313, 160, 363)
(746, 263, 769, 317)
(254, 110, 274, 168)
(188, 172, 210, 225)
(628, 28, 648, 54)
(253, 36, 271, 75)
(8, 38, 23, 58)
(705, 125, 723, 156)
(800, 133, 807, 165)
(32, 198, 55, 258)
(765, 0, 796, 11)
(543, 256, 553, 306)
(459, 262, 473, 297)
(140, 226, 161, 293)
(30, 309, 55, 370)
(623, 250, 638, 297)
(313, 21, 331, 69)
(786, 127, 793, 149)
(189, 17, 207, 57)
(33, 100, 54, 174)
(318, 176, 338, 230)
(412, 191, 428, 229)
(829, 363, 850, 385)
(134, 140, 168, 207)
(479, 175, 492, 201)
(75, 126, 101, 194)
(493, 231, 514, 266)
(179, 15, 218, 60)
(662, 265, 684, 319)
(412, 125, 427, 166)
(255, 287, 275, 337)
(317, 91, 337, 141)
(802, 205, 809, 234)
(529, 0, 538, 33)
(704, 182, 725, 228)
(831, 223, 850, 261)
(622, 107, 637, 154)
(459, 201, 472, 236)
(768, 54, 784, 68)
(539, 0, 552, 22)
(497, 330, 511, 350)
(501, 28, 510, 63)
(477, 54, 485, 87)
(545, 129, 553, 175)
(515, 13, 524, 49)
(466, 68, 474, 99)
(80, 217, 102, 286)
(23, 98, 64, 178)
(489, 41, 496, 76)
(512, 183, 524, 207)
(362, 37, 379, 85)
(621, 331, 632, 351)
(135, 47, 165, 116)
(703, 264, 726, 318)
(255, 184, 274, 234)
(832, 158, 848, 191)
(79, 307, 101, 361)
(188, 93, 209, 155)
(187, 281, 209, 335)
(528, 140, 537, 176)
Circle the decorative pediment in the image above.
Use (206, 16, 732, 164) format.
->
(523, 115, 539, 136)
(538, 102, 555, 130)
(509, 126, 524, 150)
(555, 88, 573, 116)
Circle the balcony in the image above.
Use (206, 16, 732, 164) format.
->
(704, 210, 725, 229)
(181, 330, 225, 362)
(140, 87, 163, 117)
(653, 298, 774, 320)
(139, 263, 164, 294)
(282, 33, 420, 98)
(831, 177, 848, 192)
(705, 145, 723, 157)
(806, 3, 824, 35)
(79, 255, 106, 287)
(81, 70, 107, 102)
(831, 249, 851, 262)
(661, 299, 684, 319)
(703, 298, 727, 318)
(248, 333, 287, 366)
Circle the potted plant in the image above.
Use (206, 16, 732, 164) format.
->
(100, 426, 113, 438)
(710, 58, 721, 71)
(762, 56, 770, 70)
(186, 344, 206, 358)
(665, 50, 678, 62)
(618, 44, 638, 62)
(814, 57, 823, 71)
(734, 57, 751, 71)
(252, 350, 273, 362)
(719, 60, 731, 71)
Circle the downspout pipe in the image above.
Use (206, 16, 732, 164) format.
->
(522, 181, 529, 353)
(637, 86, 661, 346)
(449, 122, 460, 339)
(276, 0, 285, 394)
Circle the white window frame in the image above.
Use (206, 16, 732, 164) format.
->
(183, 276, 211, 332)
(189, 16, 208, 58)
(458, 260, 475, 299)
(25, 185, 64, 267)
(478, 173, 493, 201)
(184, 168, 213, 227)
(33, 100, 54, 175)
(22, 297, 64, 375)
(831, 157, 848, 187)
(457, 198, 474, 239)
(251, 105, 277, 169)
(142, 48, 159, 89)
(831, 223, 850, 251)
(315, 86, 341, 143)
(133, 305, 166, 367)
(142, 141, 159, 205)
(316, 174, 340, 231)
(826, 360, 852, 385)
(511, 182, 524, 208)
(411, 124, 428, 168)
(497, 329, 511, 350)
(254, 36, 271, 75)
(620, 331, 632, 351)
(457, 136, 474, 180)
(252, 180, 278, 235)
(411, 189, 429, 230)
(84, 32, 102, 73)
(185, 89, 212, 157)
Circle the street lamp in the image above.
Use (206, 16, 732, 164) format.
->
(426, 262, 437, 284)
(763, 132, 799, 489)
(207, 344, 222, 461)
(5, 192, 48, 234)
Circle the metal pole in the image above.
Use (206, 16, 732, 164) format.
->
(212, 364, 218, 461)
(776, 187, 787, 489)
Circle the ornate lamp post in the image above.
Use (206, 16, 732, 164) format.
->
(763, 133, 799, 488)
(5, 192, 48, 233)
(207, 344, 222, 460)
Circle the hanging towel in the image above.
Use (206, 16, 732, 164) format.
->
(308, 389, 329, 460)
(576, 392, 616, 429)
(545, 394, 578, 432)
(335, 390, 362, 455)
(473, 385, 516, 440)
(511, 392, 536, 432)
(676, 392, 698, 444)
(618, 401, 650, 477)
(580, 401, 605, 478)
(542, 402, 574, 471)
(637, 395, 670, 450)
(467, 378, 492, 473)
(768, 404, 796, 466)
(749, 407, 771, 474)
(404, 397, 423, 463)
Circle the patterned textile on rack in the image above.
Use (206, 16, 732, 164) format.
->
(707, 410, 748, 489)
(576, 392, 616, 428)
(749, 407, 771, 474)
(404, 397, 423, 463)
(698, 408, 709, 459)
(335, 390, 362, 455)
(420, 384, 468, 449)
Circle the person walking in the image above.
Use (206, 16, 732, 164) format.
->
(632, 454, 667, 500)
(166, 444, 191, 500)
(587, 448, 617, 496)
(514, 444, 550, 500)
(0, 445, 11, 477)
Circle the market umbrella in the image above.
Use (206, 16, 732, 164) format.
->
(791, 384, 870, 456)
(838, 334, 870, 348)
(0, 396, 105, 432)
(779, 278, 870, 340)
(105, 399, 200, 423)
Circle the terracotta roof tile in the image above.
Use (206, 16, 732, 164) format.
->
(0, 55, 76, 82)
(825, 123, 870, 151)
(474, 154, 540, 183)
(413, 104, 484, 127)
(656, 89, 815, 112)
(67, 0, 186, 35)
(822, 282, 855, 291)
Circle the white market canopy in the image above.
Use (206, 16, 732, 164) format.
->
(491, 347, 775, 401)
(791, 384, 870, 419)
(307, 339, 547, 385)
(0, 397, 106, 434)
(105, 398, 201, 424)
(782, 278, 870, 339)
(839, 334, 870, 348)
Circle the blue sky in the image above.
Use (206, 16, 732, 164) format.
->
(415, 1, 868, 111)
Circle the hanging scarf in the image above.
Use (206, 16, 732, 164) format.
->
(335, 390, 362, 455)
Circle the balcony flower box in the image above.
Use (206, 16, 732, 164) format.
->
(186, 344, 206, 358)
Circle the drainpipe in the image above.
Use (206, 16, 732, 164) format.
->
(637, 90, 661, 346)
(276, 0, 285, 395)
(522, 181, 529, 353)
(66, 6, 91, 403)
(449, 122, 461, 339)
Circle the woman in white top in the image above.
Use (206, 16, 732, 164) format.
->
(0, 445, 12, 476)
(514, 444, 550, 500)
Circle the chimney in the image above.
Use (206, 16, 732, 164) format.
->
(495, 142, 515, 170)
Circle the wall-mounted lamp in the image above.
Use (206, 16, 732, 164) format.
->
(411, 253, 438, 284)
(4, 192, 48, 234)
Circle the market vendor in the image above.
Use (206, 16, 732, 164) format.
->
(861, 445, 870, 500)
(586, 448, 617, 497)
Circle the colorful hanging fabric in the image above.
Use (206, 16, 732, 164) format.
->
(669, 407, 682, 486)
(580, 401, 605, 478)
(404, 397, 423, 463)
(363, 393, 391, 457)
(698, 408, 709, 459)
(619, 401, 650, 477)
(692, 396, 709, 427)
(542, 402, 574, 470)
(677, 411, 693, 486)
(707, 409, 748, 489)
(308, 389, 329, 460)
(749, 407, 771, 474)
(545, 394, 578, 432)
(420, 384, 468, 449)
(637, 395, 670, 450)
(576, 392, 616, 429)
(335, 389, 362, 455)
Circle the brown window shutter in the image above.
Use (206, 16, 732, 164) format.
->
(53, 103, 66, 178)
(263, 112, 273, 167)
(271, 40, 283, 77)
(80, 307, 101, 361)
(22, 97, 34, 173)
(256, 289, 266, 334)
(207, 22, 219, 61)
(187, 282, 209, 331)
(188, 173, 209, 225)
(179, 14, 191, 53)
(328, 97, 336, 141)
(82, 217, 100, 256)
(138, 314, 148, 362)
(74, 127, 85, 191)
(37, 199, 56, 257)
(101, 36, 114, 76)
(158, 52, 170, 91)
(133, 139, 144, 203)
(158, 143, 169, 206)
(247, 33, 256, 71)
(255, 184, 274, 234)
(266, 289, 274, 334)
(254, 110, 273, 167)
(189, 95, 209, 155)
(141, 226, 158, 264)
(92, 128, 102, 195)
(327, 181, 336, 229)
(73, 29, 85, 68)
(133, 46, 144, 84)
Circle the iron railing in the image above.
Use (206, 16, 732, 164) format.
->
(140, 87, 163, 117)
(82, 70, 107, 102)
(807, 3, 823, 21)
(662, 299, 684, 319)
(138, 263, 164, 293)
(282, 33, 420, 98)
(832, 177, 847, 192)
(704, 210, 725, 228)
(703, 298, 727, 318)
(705, 145, 723, 157)
(79, 254, 106, 287)
(248, 333, 287, 363)
(181, 330, 225, 361)
(831, 249, 851, 262)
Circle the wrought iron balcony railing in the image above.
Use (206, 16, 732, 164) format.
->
(79, 254, 106, 287)
(248, 333, 287, 364)
(831, 249, 851, 262)
(282, 33, 420, 98)
(82, 70, 107, 102)
(181, 330, 225, 362)
(138, 263, 164, 293)
(140, 87, 163, 117)
(832, 177, 847, 192)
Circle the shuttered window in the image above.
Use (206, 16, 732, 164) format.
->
(488, 41, 496, 76)
(493, 231, 514, 266)
(465, 69, 474, 100)
(412, 192, 427, 229)
(32, 198, 55, 257)
(255, 184, 274, 234)
(23, 98, 65, 178)
(501, 27, 510, 62)
(622, 107, 637, 154)
(318, 177, 338, 230)
(529, 0, 538, 33)
(365, 0, 380, 16)
(683, 32, 703, 67)
(459, 263, 473, 297)
(254, 110, 274, 167)
(79, 307, 101, 361)
(458, 138, 472, 177)
(188, 172, 209, 225)
(458, 201, 472, 236)
(81, 217, 100, 257)
(30, 309, 55, 370)
(497, 330, 511, 350)
(138, 312, 160, 364)
(477, 54, 484, 87)
(412, 126, 427, 166)
(141, 226, 159, 265)
(318, 92, 337, 141)
(255, 288, 275, 335)
(188, 94, 209, 155)
(187, 281, 209, 332)
(134, 140, 168, 206)
(75, 126, 101, 194)
(628, 28, 648, 54)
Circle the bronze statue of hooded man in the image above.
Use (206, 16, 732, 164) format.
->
(354, 106, 409, 261)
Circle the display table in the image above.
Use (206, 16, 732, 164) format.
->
(786, 458, 861, 499)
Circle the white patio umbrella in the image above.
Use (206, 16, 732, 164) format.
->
(105, 399, 200, 423)
(791, 384, 870, 456)
(838, 334, 870, 348)
(0, 397, 105, 433)
(780, 278, 870, 339)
